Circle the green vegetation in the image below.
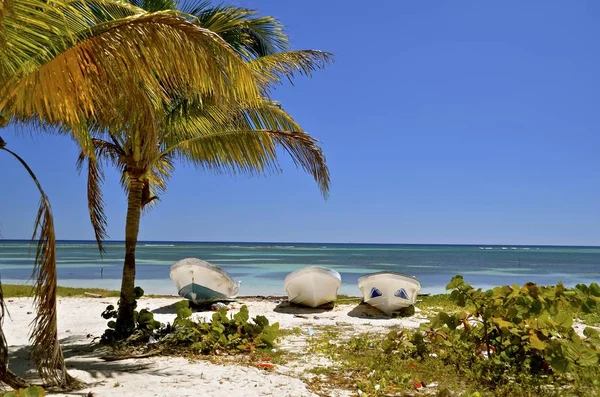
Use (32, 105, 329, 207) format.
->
(335, 294, 363, 305)
(101, 292, 281, 357)
(1, 386, 45, 397)
(1, 284, 121, 298)
(304, 277, 600, 396)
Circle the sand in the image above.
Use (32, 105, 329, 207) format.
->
(1, 296, 427, 396)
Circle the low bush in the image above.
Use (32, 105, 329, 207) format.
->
(307, 277, 600, 396)
(100, 289, 280, 356)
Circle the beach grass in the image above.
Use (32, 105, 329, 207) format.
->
(1, 284, 121, 298)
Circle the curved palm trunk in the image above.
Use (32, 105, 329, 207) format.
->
(116, 178, 144, 334)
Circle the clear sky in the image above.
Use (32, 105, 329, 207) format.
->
(1, 1, 599, 245)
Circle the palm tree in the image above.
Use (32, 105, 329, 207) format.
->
(0, 0, 263, 135)
(0, 137, 78, 389)
(75, 2, 333, 335)
(0, 0, 277, 381)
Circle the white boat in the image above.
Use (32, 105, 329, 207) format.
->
(358, 272, 421, 316)
(170, 258, 240, 304)
(284, 266, 342, 308)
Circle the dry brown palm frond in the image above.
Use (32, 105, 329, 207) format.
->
(0, 143, 79, 389)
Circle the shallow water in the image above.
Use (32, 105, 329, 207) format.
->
(0, 240, 598, 296)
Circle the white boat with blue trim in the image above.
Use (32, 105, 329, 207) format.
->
(170, 258, 240, 304)
(284, 266, 342, 308)
(358, 272, 421, 315)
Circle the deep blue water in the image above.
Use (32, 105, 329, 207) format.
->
(0, 240, 599, 295)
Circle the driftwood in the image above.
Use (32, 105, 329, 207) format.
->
(84, 292, 103, 298)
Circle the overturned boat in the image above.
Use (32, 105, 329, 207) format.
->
(170, 258, 240, 304)
(284, 266, 342, 308)
(358, 272, 421, 315)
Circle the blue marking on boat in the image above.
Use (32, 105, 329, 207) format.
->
(369, 287, 382, 298)
(394, 288, 409, 300)
(178, 283, 228, 303)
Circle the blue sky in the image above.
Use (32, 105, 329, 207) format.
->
(1, 1, 599, 245)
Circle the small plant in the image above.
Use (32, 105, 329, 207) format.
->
(165, 302, 280, 354)
(1, 386, 45, 397)
(100, 298, 280, 357)
(101, 287, 160, 344)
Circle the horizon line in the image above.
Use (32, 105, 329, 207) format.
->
(0, 239, 599, 248)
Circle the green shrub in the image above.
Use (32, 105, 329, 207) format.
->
(308, 277, 600, 396)
(100, 296, 280, 355)
(166, 302, 279, 354)
(415, 276, 600, 391)
(2, 386, 45, 397)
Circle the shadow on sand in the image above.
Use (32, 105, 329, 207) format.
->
(151, 299, 238, 315)
(347, 302, 416, 319)
(273, 301, 335, 315)
(7, 335, 164, 387)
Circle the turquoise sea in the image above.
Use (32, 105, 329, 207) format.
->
(0, 240, 599, 296)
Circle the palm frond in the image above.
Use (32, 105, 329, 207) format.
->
(183, 3, 288, 59)
(1, 4, 262, 157)
(76, 152, 108, 255)
(250, 50, 334, 89)
(132, 0, 177, 12)
(161, 127, 330, 197)
(0, 142, 79, 388)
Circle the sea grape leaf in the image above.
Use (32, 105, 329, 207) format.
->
(577, 350, 599, 367)
(177, 307, 192, 319)
(134, 286, 144, 299)
(581, 298, 597, 314)
(446, 275, 464, 290)
(492, 317, 513, 331)
(554, 312, 573, 329)
(174, 300, 190, 311)
(529, 333, 546, 350)
(583, 327, 599, 338)
(551, 355, 569, 373)
(253, 315, 269, 328)
(138, 309, 154, 325)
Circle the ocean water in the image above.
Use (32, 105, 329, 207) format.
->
(0, 240, 599, 296)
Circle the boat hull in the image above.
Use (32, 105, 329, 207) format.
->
(170, 258, 240, 304)
(284, 266, 342, 308)
(358, 272, 421, 315)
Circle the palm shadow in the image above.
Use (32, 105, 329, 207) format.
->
(273, 301, 334, 315)
(347, 302, 416, 319)
(6, 335, 164, 384)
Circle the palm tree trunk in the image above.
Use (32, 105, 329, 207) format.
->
(116, 178, 144, 334)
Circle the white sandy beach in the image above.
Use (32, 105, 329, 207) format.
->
(2, 296, 428, 397)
